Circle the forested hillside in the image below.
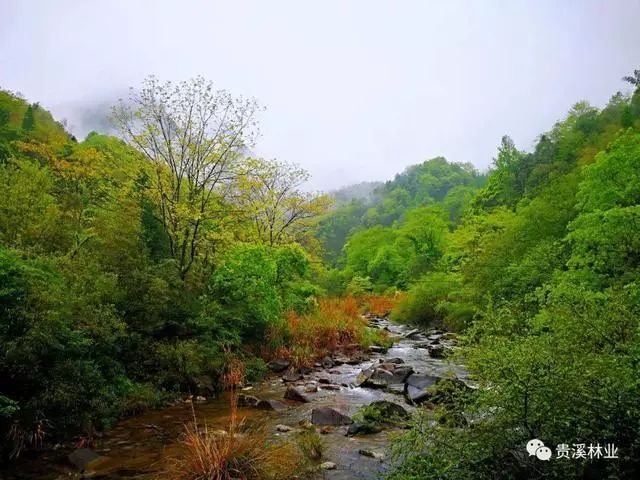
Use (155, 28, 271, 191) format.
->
(384, 72, 640, 479)
(1, 69, 640, 480)
(0, 78, 381, 462)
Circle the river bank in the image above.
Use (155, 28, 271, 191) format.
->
(3, 317, 468, 480)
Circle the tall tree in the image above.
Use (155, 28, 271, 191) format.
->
(21, 105, 35, 132)
(236, 158, 331, 246)
(112, 76, 261, 278)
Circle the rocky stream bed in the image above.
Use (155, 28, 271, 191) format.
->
(4, 318, 470, 480)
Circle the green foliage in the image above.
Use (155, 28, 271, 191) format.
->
(297, 429, 325, 461)
(387, 73, 640, 479)
(0, 86, 327, 459)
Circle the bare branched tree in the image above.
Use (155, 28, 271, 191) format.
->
(235, 158, 332, 246)
(112, 76, 261, 278)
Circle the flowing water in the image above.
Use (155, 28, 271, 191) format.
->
(3, 319, 468, 480)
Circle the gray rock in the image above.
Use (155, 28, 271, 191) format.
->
(384, 357, 405, 364)
(282, 371, 303, 382)
(404, 374, 442, 404)
(320, 384, 341, 391)
(284, 386, 310, 403)
(269, 358, 290, 372)
(354, 367, 374, 386)
(368, 345, 387, 353)
(320, 461, 337, 470)
(311, 407, 353, 425)
(256, 399, 288, 411)
(347, 422, 382, 435)
(403, 329, 422, 339)
(237, 394, 259, 407)
(322, 356, 334, 369)
(359, 449, 384, 460)
(427, 344, 449, 358)
(362, 365, 414, 388)
(333, 355, 350, 365)
(276, 424, 293, 432)
(386, 383, 405, 394)
(368, 400, 410, 420)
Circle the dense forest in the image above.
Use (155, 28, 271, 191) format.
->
(1, 69, 640, 479)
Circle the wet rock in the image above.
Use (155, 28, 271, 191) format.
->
(317, 377, 332, 384)
(412, 341, 431, 349)
(378, 362, 397, 372)
(404, 374, 442, 404)
(322, 356, 334, 369)
(194, 395, 206, 402)
(347, 422, 382, 435)
(386, 383, 405, 395)
(368, 345, 387, 353)
(311, 407, 353, 425)
(362, 368, 394, 388)
(276, 424, 293, 432)
(347, 352, 370, 364)
(333, 355, 350, 365)
(269, 358, 290, 372)
(284, 386, 310, 403)
(403, 328, 422, 339)
(354, 366, 374, 386)
(320, 461, 337, 470)
(282, 371, 303, 382)
(328, 368, 341, 374)
(320, 384, 341, 391)
(427, 344, 450, 358)
(384, 357, 405, 364)
(256, 399, 288, 411)
(304, 383, 319, 393)
(237, 394, 259, 408)
(359, 449, 384, 460)
(68, 448, 100, 471)
(369, 400, 410, 420)
(362, 365, 414, 388)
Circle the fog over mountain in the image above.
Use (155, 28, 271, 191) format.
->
(1, 0, 639, 190)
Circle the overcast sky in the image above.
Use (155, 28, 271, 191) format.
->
(1, 1, 639, 190)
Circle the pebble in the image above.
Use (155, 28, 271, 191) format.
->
(320, 461, 337, 470)
(359, 449, 384, 460)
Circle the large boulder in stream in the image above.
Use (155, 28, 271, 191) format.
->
(357, 365, 414, 388)
(269, 358, 291, 372)
(404, 374, 442, 404)
(311, 407, 353, 425)
(284, 386, 310, 403)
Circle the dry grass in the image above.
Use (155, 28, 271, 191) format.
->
(161, 354, 303, 480)
(360, 294, 400, 317)
(267, 296, 392, 367)
(162, 417, 301, 480)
